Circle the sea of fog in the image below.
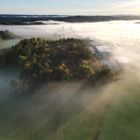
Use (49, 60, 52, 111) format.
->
(1, 20, 140, 66)
(0, 20, 140, 95)
(0, 19, 140, 109)
(1, 20, 140, 81)
(0, 20, 140, 139)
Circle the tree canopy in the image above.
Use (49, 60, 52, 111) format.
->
(0, 38, 113, 93)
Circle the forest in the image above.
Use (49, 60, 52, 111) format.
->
(0, 38, 114, 93)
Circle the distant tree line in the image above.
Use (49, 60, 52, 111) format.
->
(0, 15, 140, 25)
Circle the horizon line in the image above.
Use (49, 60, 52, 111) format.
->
(0, 14, 140, 16)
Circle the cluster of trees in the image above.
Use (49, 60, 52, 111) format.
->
(0, 30, 16, 40)
(0, 38, 113, 93)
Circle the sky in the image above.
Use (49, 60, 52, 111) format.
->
(0, 0, 140, 15)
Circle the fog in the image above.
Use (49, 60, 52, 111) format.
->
(1, 20, 140, 91)
(0, 20, 140, 139)
(1, 20, 140, 67)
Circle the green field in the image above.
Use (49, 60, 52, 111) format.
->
(0, 70, 140, 140)
(99, 75, 140, 140)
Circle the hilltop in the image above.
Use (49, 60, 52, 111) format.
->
(0, 38, 118, 93)
(0, 15, 140, 25)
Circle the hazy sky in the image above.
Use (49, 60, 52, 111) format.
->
(0, 0, 140, 15)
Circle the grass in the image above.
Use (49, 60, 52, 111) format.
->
(99, 79, 140, 140)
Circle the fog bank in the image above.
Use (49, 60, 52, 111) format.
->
(0, 20, 140, 139)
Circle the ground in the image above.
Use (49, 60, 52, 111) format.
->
(99, 75, 140, 140)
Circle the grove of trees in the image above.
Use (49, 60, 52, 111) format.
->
(0, 38, 113, 93)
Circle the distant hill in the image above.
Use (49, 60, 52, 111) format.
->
(0, 15, 140, 25)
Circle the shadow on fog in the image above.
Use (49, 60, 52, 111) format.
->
(0, 67, 119, 140)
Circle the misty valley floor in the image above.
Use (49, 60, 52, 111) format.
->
(99, 77, 140, 140)
(1, 75, 140, 140)
(0, 80, 112, 140)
